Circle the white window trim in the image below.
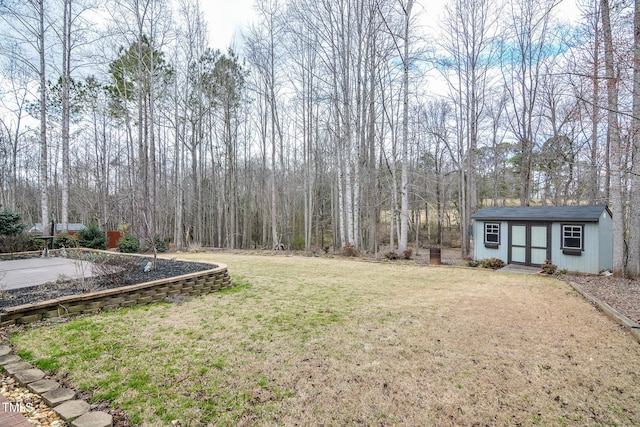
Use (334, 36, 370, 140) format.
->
(561, 224, 584, 253)
(484, 222, 500, 247)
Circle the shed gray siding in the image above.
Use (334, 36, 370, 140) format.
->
(549, 222, 600, 274)
(473, 220, 508, 261)
(598, 209, 613, 271)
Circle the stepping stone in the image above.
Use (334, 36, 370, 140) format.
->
(55, 400, 90, 421)
(42, 387, 76, 407)
(0, 354, 20, 365)
(14, 368, 45, 386)
(0, 345, 10, 356)
(4, 361, 33, 374)
(28, 378, 60, 394)
(71, 411, 113, 427)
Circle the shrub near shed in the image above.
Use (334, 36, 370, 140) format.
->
(77, 225, 107, 249)
(477, 257, 505, 270)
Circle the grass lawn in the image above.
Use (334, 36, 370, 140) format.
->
(9, 253, 640, 426)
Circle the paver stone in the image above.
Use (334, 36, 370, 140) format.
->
(42, 387, 76, 407)
(71, 411, 113, 427)
(55, 400, 90, 421)
(4, 361, 33, 374)
(0, 345, 11, 356)
(13, 368, 45, 386)
(0, 354, 20, 365)
(28, 379, 60, 394)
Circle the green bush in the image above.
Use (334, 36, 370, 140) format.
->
(0, 234, 43, 253)
(290, 235, 305, 251)
(541, 259, 557, 274)
(0, 210, 26, 236)
(118, 235, 140, 253)
(77, 225, 107, 249)
(153, 236, 168, 253)
(142, 236, 169, 253)
(477, 257, 505, 270)
(54, 232, 78, 248)
(341, 243, 358, 257)
(384, 251, 399, 260)
(463, 256, 478, 267)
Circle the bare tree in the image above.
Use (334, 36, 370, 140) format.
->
(1, 0, 51, 232)
(627, 0, 640, 278)
(246, 0, 287, 249)
(502, 0, 559, 207)
(439, 0, 498, 255)
(0, 56, 32, 212)
(398, 0, 413, 253)
(600, 0, 624, 276)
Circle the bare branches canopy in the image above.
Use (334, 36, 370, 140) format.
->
(1, 0, 639, 275)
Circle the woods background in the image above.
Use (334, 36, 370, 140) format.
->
(1, 0, 640, 277)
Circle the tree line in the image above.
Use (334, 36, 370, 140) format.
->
(1, 0, 640, 277)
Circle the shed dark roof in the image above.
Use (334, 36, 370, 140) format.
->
(471, 205, 610, 222)
(29, 223, 86, 233)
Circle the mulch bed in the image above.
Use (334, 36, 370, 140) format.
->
(0, 257, 214, 311)
(559, 274, 640, 325)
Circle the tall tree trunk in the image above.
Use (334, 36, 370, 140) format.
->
(601, 0, 624, 277)
(590, 2, 601, 205)
(61, 0, 71, 233)
(399, 0, 413, 253)
(173, 75, 183, 250)
(38, 0, 49, 233)
(627, 0, 640, 278)
(270, 97, 278, 247)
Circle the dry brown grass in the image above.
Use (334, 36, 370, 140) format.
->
(9, 253, 640, 426)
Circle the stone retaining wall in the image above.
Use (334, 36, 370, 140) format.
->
(0, 250, 53, 260)
(0, 255, 231, 325)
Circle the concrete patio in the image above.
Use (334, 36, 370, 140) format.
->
(0, 257, 95, 290)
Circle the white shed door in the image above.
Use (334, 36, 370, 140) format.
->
(511, 225, 527, 263)
(530, 225, 548, 265)
(509, 223, 550, 266)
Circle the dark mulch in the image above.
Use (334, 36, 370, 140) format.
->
(0, 257, 215, 310)
(559, 274, 640, 325)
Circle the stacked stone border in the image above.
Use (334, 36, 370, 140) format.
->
(0, 249, 232, 325)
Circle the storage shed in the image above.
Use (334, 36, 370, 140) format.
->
(28, 223, 86, 234)
(471, 205, 613, 274)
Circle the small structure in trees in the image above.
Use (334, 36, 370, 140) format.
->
(471, 205, 613, 274)
(28, 223, 86, 234)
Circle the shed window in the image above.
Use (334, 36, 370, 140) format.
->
(484, 223, 500, 248)
(562, 224, 583, 254)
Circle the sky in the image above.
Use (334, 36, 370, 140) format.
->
(200, 0, 255, 51)
(200, 0, 582, 53)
